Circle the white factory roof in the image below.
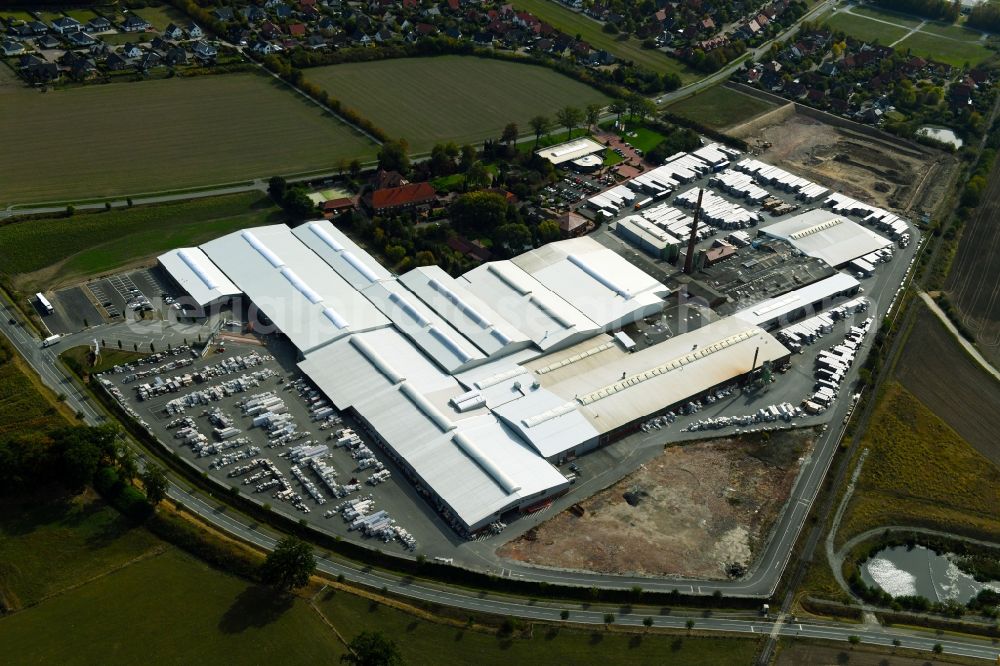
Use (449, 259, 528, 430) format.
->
(292, 220, 393, 290)
(299, 329, 568, 530)
(200, 225, 389, 353)
(522, 318, 788, 434)
(760, 209, 893, 267)
(361, 279, 485, 373)
(614, 215, 682, 249)
(536, 137, 605, 165)
(509, 237, 668, 330)
(158, 247, 240, 306)
(398, 265, 529, 357)
(732, 272, 861, 328)
(459, 260, 598, 351)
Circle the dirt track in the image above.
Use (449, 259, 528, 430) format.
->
(497, 431, 814, 579)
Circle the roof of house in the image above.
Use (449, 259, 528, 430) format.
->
(369, 182, 437, 210)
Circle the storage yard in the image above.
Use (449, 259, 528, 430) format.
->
(497, 429, 815, 579)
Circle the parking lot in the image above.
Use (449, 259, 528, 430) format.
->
(97, 338, 467, 555)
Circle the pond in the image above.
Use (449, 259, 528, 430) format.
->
(861, 545, 1000, 604)
(917, 126, 963, 149)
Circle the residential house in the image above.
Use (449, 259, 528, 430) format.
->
(288, 23, 307, 37)
(192, 40, 217, 60)
(139, 50, 162, 70)
(164, 23, 185, 40)
(23, 61, 59, 82)
(274, 5, 293, 19)
(121, 42, 142, 59)
(243, 5, 268, 22)
(120, 14, 152, 33)
(151, 36, 171, 52)
(105, 51, 128, 70)
(51, 17, 82, 35)
(260, 21, 283, 39)
(1, 40, 25, 56)
(66, 30, 95, 47)
(370, 168, 407, 190)
(251, 39, 276, 54)
(321, 197, 357, 216)
(306, 33, 327, 48)
(9, 24, 35, 39)
(36, 34, 59, 49)
(165, 45, 188, 65)
(27, 20, 50, 36)
(214, 7, 235, 22)
(18, 53, 45, 69)
(447, 236, 492, 261)
(87, 16, 112, 32)
(365, 182, 438, 214)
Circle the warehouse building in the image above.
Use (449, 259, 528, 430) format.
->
(732, 272, 861, 330)
(758, 209, 893, 268)
(535, 137, 606, 166)
(157, 247, 241, 310)
(159, 221, 791, 533)
(611, 215, 681, 261)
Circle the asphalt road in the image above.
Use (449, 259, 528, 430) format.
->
(2, 296, 998, 661)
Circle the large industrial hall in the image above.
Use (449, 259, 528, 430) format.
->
(157, 221, 790, 533)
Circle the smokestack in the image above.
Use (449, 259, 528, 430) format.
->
(683, 188, 703, 275)
(750, 346, 760, 375)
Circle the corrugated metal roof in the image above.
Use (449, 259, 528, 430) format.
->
(158, 247, 240, 306)
(761, 209, 892, 267)
(292, 220, 393, 290)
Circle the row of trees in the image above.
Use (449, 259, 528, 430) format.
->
(268, 176, 317, 219)
(874, 0, 961, 22)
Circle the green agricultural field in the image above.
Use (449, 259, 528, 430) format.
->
(666, 85, 778, 129)
(0, 192, 283, 289)
(896, 30, 993, 67)
(0, 549, 348, 663)
(0, 73, 377, 206)
(837, 383, 1000, 547)
(0, 493, 162, 611)
(510, 0, 698, 82)
(824, 11, 909, 44)
(316, 589, 759, 666)
(305, 56, 610, 151)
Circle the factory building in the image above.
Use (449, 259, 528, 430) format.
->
(611, 215, 681, 261)
(159, 221, 790, 533)
(758, 209, 893, 268)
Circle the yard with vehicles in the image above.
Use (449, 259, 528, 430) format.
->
(0, 73, 377, 206)
(304, 56, 610, 151)
(894, 307, 1000, 468)
(665, 85, 779, 130)
(509, 0, 697, 82)
(0, 193, 283, 292)
(498, 430, 815, 579)
(836, 382, 1000, 548)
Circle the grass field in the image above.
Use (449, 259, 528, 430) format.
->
(305, 56, 609, 151)
(0, 339, 74, 439)
(316, 588, 759, 666)
(665, 85, 778, 129)
(61, 346, 147, 376)
(0, 73, 377, 206)
(0, 548, 348, 663)
(0, 192, 283, 290)
(837, 382, 1000, 547)
(510, 0, 698, 82)
(134, 4, 188, 31)
(896, 31, 992, 67)
(895, 307, 1000, 468)
(851, 4, 923, 28)
(0, 492, 163, 611)
(616, 123, 667, 152)
(0, 10, 36, 23)
(824, 11, 909, 44)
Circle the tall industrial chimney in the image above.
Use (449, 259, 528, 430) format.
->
(683, 188, 703, 275)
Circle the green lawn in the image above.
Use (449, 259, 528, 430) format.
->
(666, 85, 778, 129)
(920, 20, 986, 40)
(305, 56, 610, 151)
(0, 192, 284, 289)
(317, 588, 759, 666)
(0, 73, 377, 206)
(851, 4, 924, 29)
(134, 4, 188, 31)
(0, 549, 348, 663)
(63, 8, 99, 24)
(896, 30, 993, 67)
(824, 11, 910, 44)
(61, 346, 147, 376)
(101, 31, 157, 45)
(617, 124, 667, 152)
(603, 148, 624, 166)
(0, 11, 36, 23)
(510, 0, 698, 83)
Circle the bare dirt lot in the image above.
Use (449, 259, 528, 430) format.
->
(946, 155, 1000, 367)
(895, 306, 1000, 468)
(497, 430, 815, 579)
(734, 111, 954, 216)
